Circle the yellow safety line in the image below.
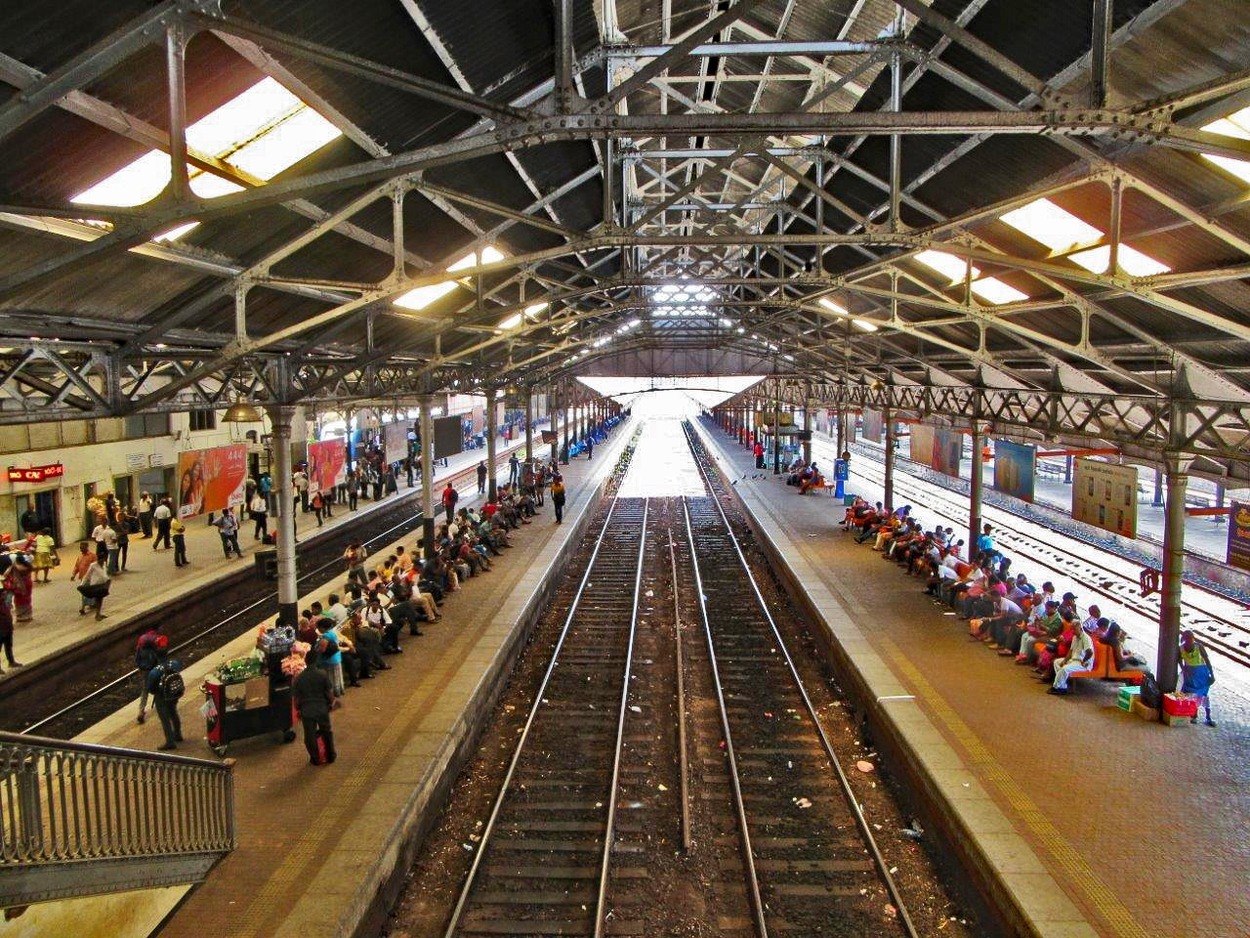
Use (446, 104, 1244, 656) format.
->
(878, 638, 1151, 938)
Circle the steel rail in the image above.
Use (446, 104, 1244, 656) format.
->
(684, 423, 921, 938)
(593, 499, 649, 938)
(19, 450, 522, 737)
(442, 495, 644, 938)
(846, 443, 1250, 670)
(670, 529, 692, 853)
(679, 493, 769, 938)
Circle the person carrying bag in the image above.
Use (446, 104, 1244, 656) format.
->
(76, 556, 112, 621)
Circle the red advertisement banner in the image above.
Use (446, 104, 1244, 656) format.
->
(307, 439, 347, 494)
(176, 445, 247, 519)
(7, 463, 64, 483)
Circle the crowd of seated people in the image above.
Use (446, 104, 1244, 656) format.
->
(785, 459, 826, 494)
(841, 505, 1150, 698)
(289, 476, 549, 710)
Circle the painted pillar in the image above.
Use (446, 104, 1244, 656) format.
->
(562, 381, 571, 463)
(1152, 468, 1164, 507)
(801, 397, 812, 465)
(268, 405, 298, 628)
(969, 425, 984, 553)
(1156, 454, 1192, 695)
(883, 408, 895, 510)
(486, 389, 498, 501)
(419, 395, 436, 559)
(524, 386, 534, 464)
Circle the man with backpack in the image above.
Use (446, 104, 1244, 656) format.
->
(134, 625, 169, 725)
(146, 653, 185, 750)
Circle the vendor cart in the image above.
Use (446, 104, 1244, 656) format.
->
(202, 633, 299, 757)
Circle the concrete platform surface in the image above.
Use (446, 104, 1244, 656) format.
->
(701, 419, 1248, 938)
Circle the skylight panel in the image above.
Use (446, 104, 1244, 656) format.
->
(1200, 108, 1250, 185)
(1068, 244, 1170, 277)
(914, 250, 980, 283)
(449, 246, 506, 271)
(224, 106, 341, 181)
(190, 172, 245, 199)
(394, 282, 458, 311)
(852, 318, 878, 332)
(818, 297, 849, 316)
(999, 198, 1103, 253)
(152, 222, 200, 243)
(185, 78, 302, 155)
(970, 277, 1028, 304)
(497, 300, 549, 330)
(72, 150, 170, 206)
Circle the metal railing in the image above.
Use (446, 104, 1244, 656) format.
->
(0, 731, 234, 907)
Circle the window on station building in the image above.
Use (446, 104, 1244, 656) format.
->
(71, 77, 343, 241)
(189, 409, 217, 432)
(394, 246, 507, 312)
(1200, 105, 1250, 185)
(125, 412, 171, 439)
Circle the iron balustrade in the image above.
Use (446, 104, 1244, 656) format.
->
(0, 731, 235, 906)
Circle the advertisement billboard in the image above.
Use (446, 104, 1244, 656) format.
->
(307, 440, 347, 494)
(383, 421, 409, 464)
(433, 415, 464, 459)
(932, 428, 963, 478)
(909, 424, 934, 466)
(1227, 501, 1250, 572)
(175, 445, 248, 519)
(1072, 458, 1138, 538)
(993, 440, 1036, 503)
(861, 408, 883, 443)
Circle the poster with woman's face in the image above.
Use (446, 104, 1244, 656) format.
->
(176, 446, 248, 519)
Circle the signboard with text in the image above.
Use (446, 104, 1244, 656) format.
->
(7, 463, 64, 483)
(1072, 458, 1138, 538)
(307, 440, 348, 494)
(1227, 501, 1250, 572)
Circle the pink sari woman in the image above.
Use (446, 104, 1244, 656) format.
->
(5, 554, 35, 622)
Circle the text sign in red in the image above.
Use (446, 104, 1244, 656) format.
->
(7, 463, 64, 483)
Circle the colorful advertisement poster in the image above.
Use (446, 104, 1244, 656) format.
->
(307, 440, 347, 494)
(383, 421, 409, 464)
(909, 424, 934, 466)
(1072, 458, 1138, 538)
(932, 428, 963, 478)
(1227, 501, 1250, 572)
(993, 439, 1036, 503)
(175, 445, 247, 519)
(861, 408, 883, 443)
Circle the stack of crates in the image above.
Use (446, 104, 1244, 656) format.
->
(1117, 685, 1141, 712)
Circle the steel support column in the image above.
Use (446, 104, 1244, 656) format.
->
(883, 408, 895, 510)
(1157, 453, 1192, 696)
(524, 385, 534, 463)
(486, 389, 498, 502)
(969, 424, 984, 552)
(419, 394, 436, 559)
(801, 395, 812, 465)
(268, 404, 298, 628)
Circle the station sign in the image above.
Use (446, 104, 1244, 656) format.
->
(1227, 501, 1250, 572)
(7, 463, 64, 483)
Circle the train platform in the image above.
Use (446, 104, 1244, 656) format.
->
(0, 428, 560, 678)
(6, 419, 634, 938)
(698, 420, 1248, 938)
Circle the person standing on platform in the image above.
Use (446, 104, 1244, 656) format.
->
(138, 492, 153, 539)
(442, 481, 459, 524)
(69, 541, 93, 584)
(112, 510, 129, 572)
(75, 552, 111, 620)
(145, 653, 184, 751)
(250, 490, 268, 540)
(310, 489, 325, 527)
(294, 650, 335, 765)
(152, 498, 172, 550)
(171, 517, 188, 567)
(92, 518, 118, 574)
(32, 528, 56, 584)
(294, 467, 310, 513)
(585, 437, 594, 460)
(508, 452, 520, 486)
(0, 588, 22, 672)
(346, 471, 360, 511)
(134, 624, 168, 724)
(551, 474, 566, 524)
(477, 461, 488, 495)
(214, 507, 244, 559)
(1179, 630, 1217, 727)
(753, 440, 765, 469)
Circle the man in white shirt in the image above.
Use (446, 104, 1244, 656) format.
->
(92, 520, 119, 572)
(138, 493, 153, 538)
(293, 470, 310, 513)
(152, 499, 173, 550)
(325, 593, 350, 625)
(1081, 604, 1103, 635)
(1050, 625, 1096, 694)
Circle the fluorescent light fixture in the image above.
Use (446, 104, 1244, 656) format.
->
(1068, 244, 1170, 277)
(1201, 108, 1250, 185)
(999, 198, 1102, 253)
(914, 250, 980, 283)
(970, 277, 1028, 304)
(736, 326, 745, 333)
(818, 297, 849, 316)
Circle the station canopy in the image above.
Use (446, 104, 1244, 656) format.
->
(1, 0, 1250, 477)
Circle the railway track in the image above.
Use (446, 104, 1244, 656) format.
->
(683, 425, 918, 938)
(841, 443, 1250, 670)
(445, 497, 649, 938)
(5, 453, 519, 739)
